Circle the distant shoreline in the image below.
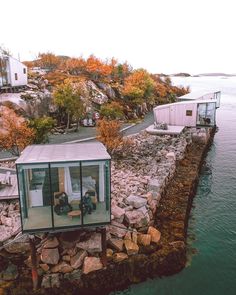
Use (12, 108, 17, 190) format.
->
(170, 73, 236, 78)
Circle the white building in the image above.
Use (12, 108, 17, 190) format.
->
(0, 55, 27, 88)
(146, 99, 218, 135)
(153, 100, 217, 128)
(178, 90, 221, 108)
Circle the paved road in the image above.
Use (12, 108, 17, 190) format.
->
(123, 111, 154, 136)
(0, 112, 154, 159)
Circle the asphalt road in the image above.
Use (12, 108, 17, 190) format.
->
(0, 112, 154, 159)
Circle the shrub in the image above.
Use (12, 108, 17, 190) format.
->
(100, 101, 124, 120)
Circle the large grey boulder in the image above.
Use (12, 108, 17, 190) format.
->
(83, 257, 103, 275)
(4, 235, 30, 254)
(108, 238, 124, 252)
(86, 80, 108, 105)
(43, 237, 59, 249)
(148, 179, 161, 193)
(76, 233, 102, 253)
(111, 205, 125, 222)
(70, 250, 87, 269)
(41, 248, 60, 265)
(97, 82, 116, 99)
(108, 221, 128, 238)
(124, 210, 149, 228)
(125, 195, 147, 209)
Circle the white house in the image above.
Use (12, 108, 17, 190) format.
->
(178, 90, 221, 108)
(153, 100, 217, 127)
(146, 99, 218, 135)
(0, 55, 27, 88)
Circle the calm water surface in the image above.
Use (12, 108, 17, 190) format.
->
(112, 77, 236, 295)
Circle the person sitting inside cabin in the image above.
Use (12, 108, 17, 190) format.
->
(54, 192, 72, 215)
(81, 191, 94, 215)
(203, 117, 211, 125)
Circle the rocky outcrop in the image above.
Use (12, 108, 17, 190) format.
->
(84, 80, 109, 105)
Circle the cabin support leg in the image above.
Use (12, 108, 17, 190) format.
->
(100, 227, 107, 267)
(29, 235, 38, 291)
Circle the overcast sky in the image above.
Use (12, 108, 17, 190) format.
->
(1, 0, 236, 75)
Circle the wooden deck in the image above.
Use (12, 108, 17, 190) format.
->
(0, 173, 19, 200)
(146, 124, 185, 135)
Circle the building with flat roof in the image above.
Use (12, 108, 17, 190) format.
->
(0, 55, 27, 89)
(15, 142, 111, 233)
(178, 90, 221, 108)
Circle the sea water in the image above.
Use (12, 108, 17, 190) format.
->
(112, 76, 236, 295)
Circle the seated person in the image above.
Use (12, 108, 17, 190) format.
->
(54, 192, 72, 215)
(80, 191, 94, 215)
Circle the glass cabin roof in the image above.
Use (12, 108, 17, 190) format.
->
(15, 142, 111, 164)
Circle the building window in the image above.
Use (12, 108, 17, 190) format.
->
(186, 110, 192, 116)
(15, 73, 18, 80)
(23, 68, 26, 74)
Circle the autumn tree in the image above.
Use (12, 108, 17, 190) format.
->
(23, 60, 34, 68)
(116, 62, 132, 83)
(0, 107, 35, 156)
(122, 69, 155, 105)
(85, 55, 112, 81)
(53, 80, 85, 131)
(96, 119, 122, 154)
(29, 116, 55, 144)
(63, 57, 86, 75)
(37, 52, 61, 71)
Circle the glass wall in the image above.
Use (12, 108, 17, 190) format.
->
(0, 57, 9, 86)
(17, 160, 111, 232)
(50, 162, 82, 228)
(214, 92, 221, 108)
(197, 102, 216, 126)
(82, 161, 110, 225)
(17, 164, 52, 231)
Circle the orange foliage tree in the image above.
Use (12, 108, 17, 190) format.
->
(37, 52, 61, 71)
(96, 119, 122, 154)
(0, 107, 35, 156)
(63, 57, 86, 75)
(122, 69, 155, 105)
(85, 55, 113, 80)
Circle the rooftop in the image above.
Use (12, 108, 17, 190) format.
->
(178, 90, 220, 100)
(153, 99, 217, 110)
(15, 142, 111, 165)
(0, 170, 18, 200)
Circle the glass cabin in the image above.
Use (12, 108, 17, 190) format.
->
(196, 101, 216, 126)
(16, 142, 111, 233)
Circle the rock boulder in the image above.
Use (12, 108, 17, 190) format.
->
(83, 257, 103, 275)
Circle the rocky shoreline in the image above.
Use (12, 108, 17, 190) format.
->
(0, 128, 215, 294)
